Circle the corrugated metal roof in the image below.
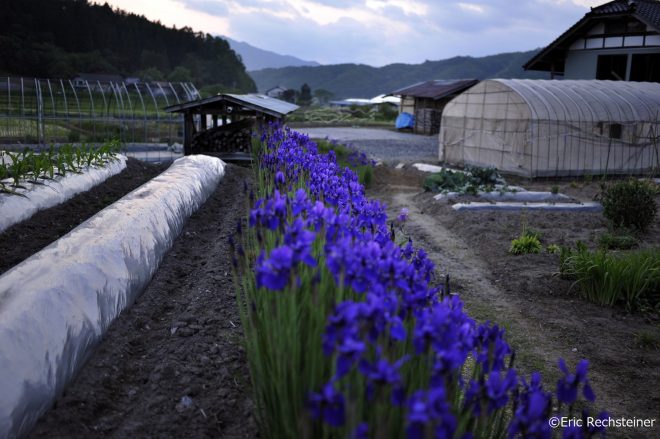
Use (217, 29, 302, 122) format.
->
(164, 93, 299, 117)
(391, 79, 479, 100)
(525, 0, 660, 72)
(225, 93, 299, 115)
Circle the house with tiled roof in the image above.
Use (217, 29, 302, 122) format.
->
(524, 0, 660, 82)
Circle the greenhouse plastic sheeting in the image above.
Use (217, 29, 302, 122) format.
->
(0, 155, 225, 438)
(440, 79, 660, 177)
(0, 155, 127, 233)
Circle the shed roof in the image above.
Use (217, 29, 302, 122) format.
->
(163, 93, 299, 118)
(485, 79, 660, 122)
(524, 0, 660, 72)
(390, 79, 479, 100)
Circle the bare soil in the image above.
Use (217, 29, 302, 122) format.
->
(3, 162, 256, 438)
(4, 155, 659, 438)
(369, 165, 660, 439)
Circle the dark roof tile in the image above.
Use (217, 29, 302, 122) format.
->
(524, 0, 660, 71)
(391, 79, 479, 100)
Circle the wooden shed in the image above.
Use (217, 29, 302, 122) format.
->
(164, 93, 298, 161)
(391, 79, 479, 135)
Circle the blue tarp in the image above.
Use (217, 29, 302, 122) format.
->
(395, 112, 414, 129)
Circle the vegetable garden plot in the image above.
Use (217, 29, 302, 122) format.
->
(0, 155, 225, 438)
(0, 142, 126, 232)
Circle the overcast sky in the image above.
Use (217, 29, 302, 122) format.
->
(95, 0, 604, 66)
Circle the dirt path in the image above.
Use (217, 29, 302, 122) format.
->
(29, 165, 257, 439)
(369, 167, 660, 439)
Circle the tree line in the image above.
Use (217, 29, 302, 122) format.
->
(0, 0, 256, 93)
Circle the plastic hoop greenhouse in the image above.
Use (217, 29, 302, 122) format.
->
(0, 77, 200, 161)
(439, 79, 660, 177)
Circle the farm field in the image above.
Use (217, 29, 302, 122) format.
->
(1, 128, 658, 438)
(368, 165, 660, 439)
(0, 161, 256, 438)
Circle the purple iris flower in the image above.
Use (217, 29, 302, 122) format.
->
(556, 359, 594, 405)
(255, 245, 293, 291)
(308, 383, 346, 427)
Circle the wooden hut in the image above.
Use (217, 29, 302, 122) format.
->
(164, 94, 298, 161)
(391, 79, 479, 135)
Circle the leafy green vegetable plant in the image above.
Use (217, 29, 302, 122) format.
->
(509, 234, 542, 255)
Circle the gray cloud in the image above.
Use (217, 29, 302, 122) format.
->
(166, 0, 596, 65)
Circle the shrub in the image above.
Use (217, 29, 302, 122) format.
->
(600, 179, 657, 232)
(560, 246, 660, 311)
(550, 185, 559, 195)
(509, 234, 542, 255)
(599, 231, 638, 250)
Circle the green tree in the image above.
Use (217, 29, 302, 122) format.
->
(313, 88, 334, 105)
(167, 66, 192, 82)
(281, 89, 296, 103)
(138, 67, 165, 81)
(297, 83, 312, 106)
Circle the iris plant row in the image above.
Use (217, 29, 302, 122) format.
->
(232, 125, 607, 438)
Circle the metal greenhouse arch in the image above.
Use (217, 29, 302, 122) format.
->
(0, 77, 200, 161)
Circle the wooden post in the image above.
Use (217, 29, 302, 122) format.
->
(200, 112, 207, 130)
(212, 115, 218, 127)
(184, 111, 193, 155)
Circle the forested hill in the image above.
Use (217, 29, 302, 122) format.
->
(250, 50, 546, 99)
(0, 0, 256, 92)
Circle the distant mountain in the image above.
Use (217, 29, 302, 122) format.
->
(250, 50, 547, 99)
(224, 37, 320, 71)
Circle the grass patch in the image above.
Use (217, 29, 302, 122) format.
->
(560, 245, 660, 311)
(598, 230, 639, 250)
(634, 331, 660, 350)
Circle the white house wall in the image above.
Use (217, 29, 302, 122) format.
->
(565, 47, 660, 80)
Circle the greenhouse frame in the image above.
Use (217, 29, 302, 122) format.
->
(0, 77, 200, 161)
(439, 79, 660, 177)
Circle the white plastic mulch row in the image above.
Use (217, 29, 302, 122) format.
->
(0, 155, 225, 438)
(412, 163, 445, 173)
(0, 155, 128, 233)
(434, 190, 571, 203)
(452, 202, 602, 212)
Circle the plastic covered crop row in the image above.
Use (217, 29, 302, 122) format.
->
(0, 155, 127, 233)
(0, 155, 225, 438)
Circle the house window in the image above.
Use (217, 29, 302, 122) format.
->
(630, 53, 660, 83)
(596, 54, 627, 80)
(609, 123, 622, 140)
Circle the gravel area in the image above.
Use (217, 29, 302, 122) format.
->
(299, 127, 438, 163)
